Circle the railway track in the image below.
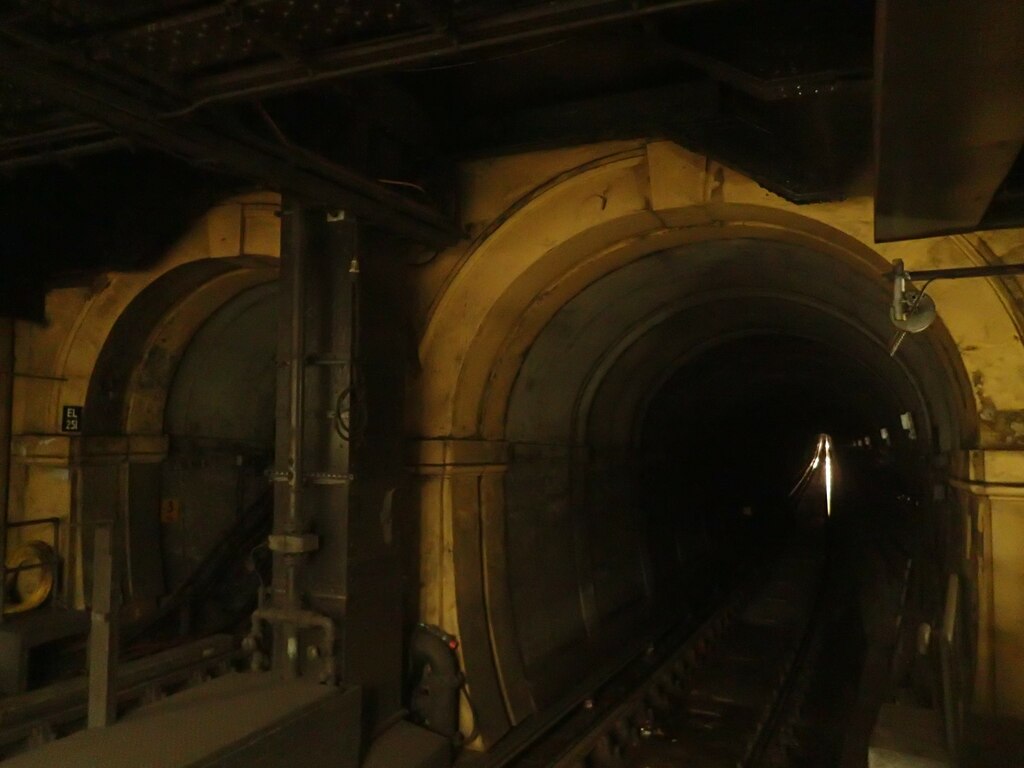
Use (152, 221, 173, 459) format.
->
(619, 543, 825, 768)
(483, 533, 830, 768)
(480, 437, 840, 768)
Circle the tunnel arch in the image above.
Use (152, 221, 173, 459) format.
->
(412, 142, 1022, 744)
(15, 195, 283, 609)
(18, 195, 281, 436)
(427, 214, 975, 443)
(85, 258, 277, 437)
(505, 239, 964, 453)
(79, 260, 278, 609)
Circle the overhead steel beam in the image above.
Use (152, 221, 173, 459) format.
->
(874, 0, 1024, 241)
(0, 43, 460, 246)
(405, 0, 454, 33)
(179, 0, 723, 110)
(0, 0, 722, 163)
(0, 138, 130, 172)
(665, 46, 869, 101)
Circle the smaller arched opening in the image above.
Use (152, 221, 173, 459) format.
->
(79, 258, 278, 634)
(158, 281, 277, 634)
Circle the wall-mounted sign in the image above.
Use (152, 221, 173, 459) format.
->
(60, 405, 82, 433)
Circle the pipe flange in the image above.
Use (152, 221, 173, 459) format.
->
(267, 533, 320, 554)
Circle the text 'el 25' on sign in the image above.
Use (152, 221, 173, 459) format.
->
(60, 405, 82, 433)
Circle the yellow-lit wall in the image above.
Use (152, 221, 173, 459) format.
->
(8, 194, 279, 609)
(7, 141, 1024, 727)
(410, 140, 1024, 732)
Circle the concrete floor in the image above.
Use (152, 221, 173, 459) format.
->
(4, 672, 360, 768)
(964, 716, 1024, 768)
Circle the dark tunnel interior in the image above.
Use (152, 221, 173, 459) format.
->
(499, 238, 972, 716)
(640, 332, 918, 575)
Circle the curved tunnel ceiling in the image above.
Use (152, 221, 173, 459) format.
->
(643, 334, 907, 447)
(165, 281, 278, 449)
(507, 238, 973, 454)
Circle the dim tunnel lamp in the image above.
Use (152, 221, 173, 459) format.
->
(888, 258, 1024, 356)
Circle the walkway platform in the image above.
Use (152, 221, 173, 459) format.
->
(3, 672, 360, 768)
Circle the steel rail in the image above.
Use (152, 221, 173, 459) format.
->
(485, 543, 827, 768)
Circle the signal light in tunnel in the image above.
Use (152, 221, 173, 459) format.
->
(790, 433, 834, 519)
(823, 434, 833, 518)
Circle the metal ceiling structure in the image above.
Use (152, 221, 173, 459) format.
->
(0, 0, 724, 247)
(874, 0, 1024, 241)
(0, 0, 1021, 251)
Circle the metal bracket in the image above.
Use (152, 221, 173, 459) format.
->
(305, 473, 353, 486)
(268, 533, 320, 554)
(306, 354, 348, 367)
(886, 260, 1024, 282)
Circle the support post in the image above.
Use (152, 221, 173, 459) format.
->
(275, 199, 308, 678)
(0, 319, 12, 626)
(0, 318, 12, 622)
(262, 200, 352, 682)
(87, 523, 120, 728)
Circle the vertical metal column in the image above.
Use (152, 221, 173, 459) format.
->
(262, 207, 404, 724)
(87, 524, 120, 728)
(301, 213, 355, 626)
(277, 200, 308, 677)
(0, 318, 13, 622)
(258, 199, 346, 684)
(259, 201, 353, 682)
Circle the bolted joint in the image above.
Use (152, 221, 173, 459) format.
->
(267, 533, 320, 554)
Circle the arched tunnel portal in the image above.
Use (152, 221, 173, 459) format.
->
(79, 257, 278, 626)
(413, 153, 986, 746)
(499, 240, 971, 699)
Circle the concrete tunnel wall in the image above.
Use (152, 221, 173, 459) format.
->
(410, 140, 1024, 740)
(8, 194, 280, 611)
(160, 281, 276, 593)
(6, 141, 1024, 741)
